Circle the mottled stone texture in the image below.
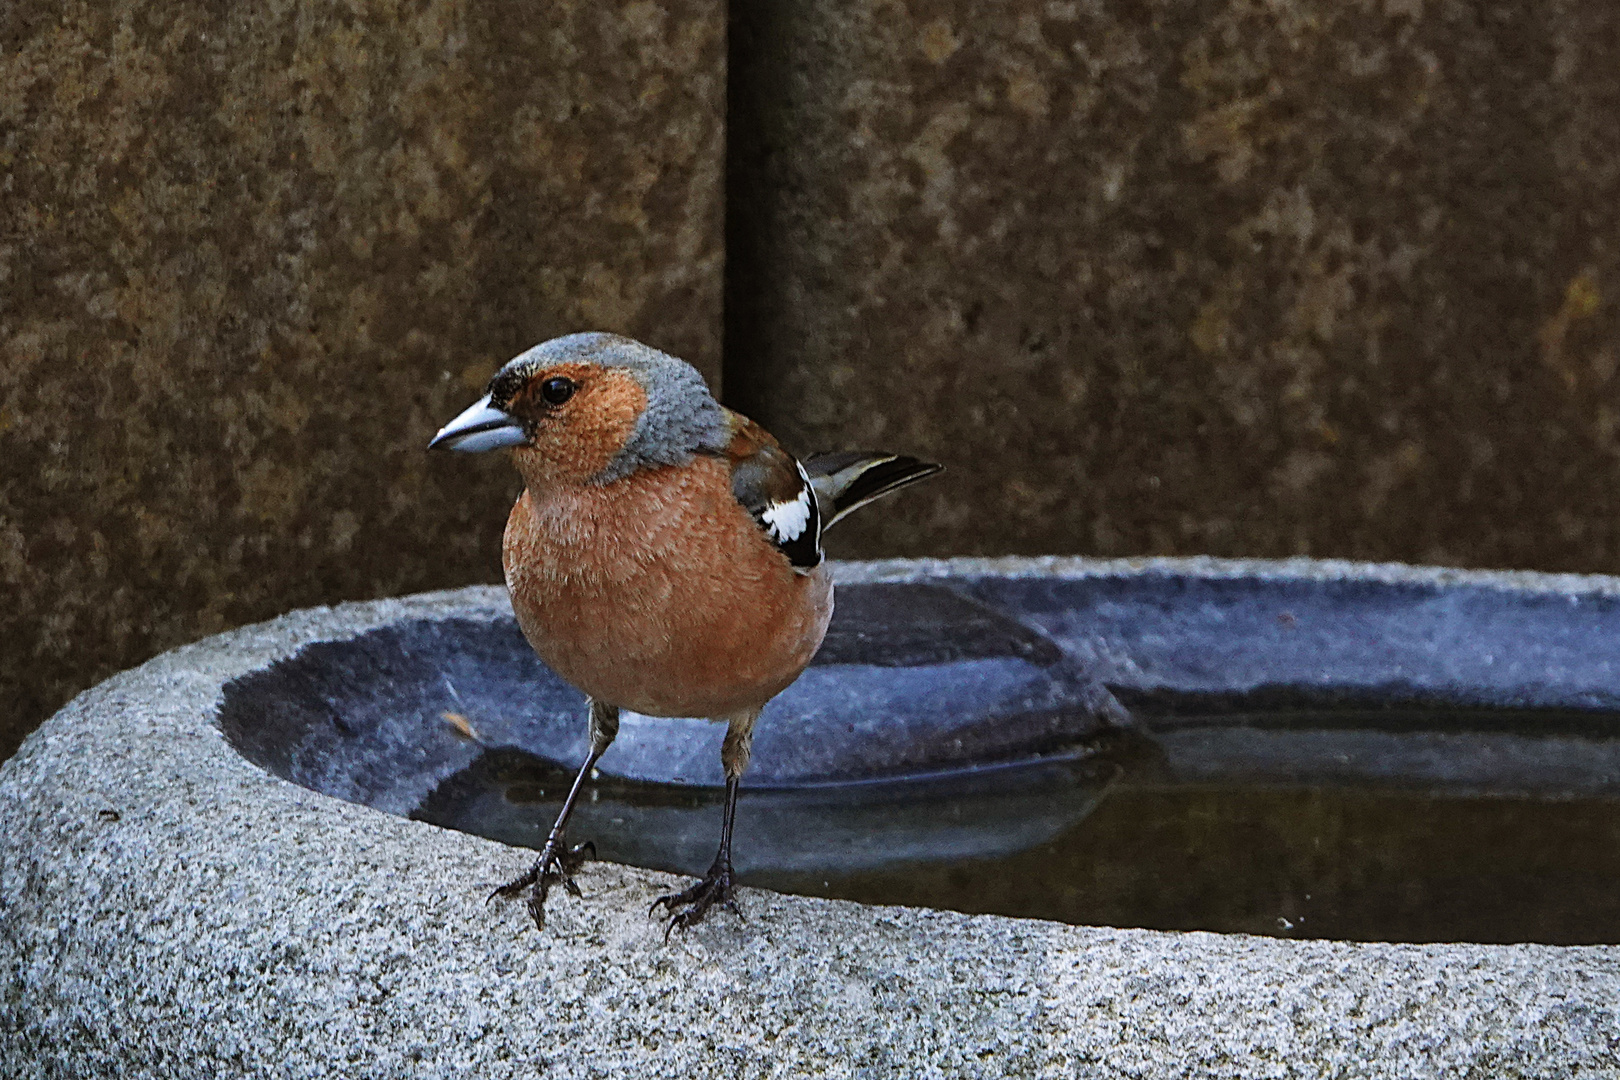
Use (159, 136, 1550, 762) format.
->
(0, 0, 724, 757)
(725, 0, 1620, 566)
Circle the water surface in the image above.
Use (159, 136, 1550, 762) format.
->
(414, 707, 1620, 945)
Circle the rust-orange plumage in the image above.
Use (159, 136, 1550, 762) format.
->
(431, 332, 939, 932)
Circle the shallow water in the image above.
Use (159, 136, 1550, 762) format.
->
(759, 782, 1620, 945)
(413, 708, 1620, 945)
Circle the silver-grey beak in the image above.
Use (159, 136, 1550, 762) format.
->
(429, 394, 527, 452)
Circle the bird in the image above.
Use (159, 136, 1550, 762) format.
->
(429, 332, 942, 933)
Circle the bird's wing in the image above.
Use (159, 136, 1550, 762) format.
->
(801, 451, 943, 529)
(722, 409, 823, 573)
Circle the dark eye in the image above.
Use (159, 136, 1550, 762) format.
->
(540, 377, 576, 406)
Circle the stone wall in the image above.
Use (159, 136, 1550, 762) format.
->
(726, 0, 1620, 564)
(0, 0, 725, 757)
(5, 0, 1620, 758)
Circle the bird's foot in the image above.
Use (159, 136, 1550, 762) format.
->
(489, 837, 596, 930)
(650, 859, 741, 939)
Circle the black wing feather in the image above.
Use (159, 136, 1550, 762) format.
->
(803, 452, 943, 529)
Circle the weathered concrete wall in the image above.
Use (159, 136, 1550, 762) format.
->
(0, 0, 725, 757)
(725, 0, 1620, 565)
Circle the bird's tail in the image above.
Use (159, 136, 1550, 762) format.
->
(802, 451, 943, 529)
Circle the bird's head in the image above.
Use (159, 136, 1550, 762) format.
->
(430, 333, 728, 487)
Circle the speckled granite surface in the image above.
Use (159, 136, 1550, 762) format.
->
(3, 564, 1618, 1078)
(0, 0, 724, 757)
(725, 0, 1620, 567)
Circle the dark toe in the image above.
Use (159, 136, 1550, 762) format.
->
(650, 880, 705, 917)
(657, 872, 741, 938)
(490, 865, 540, 902)
(491, 838, 597, 928)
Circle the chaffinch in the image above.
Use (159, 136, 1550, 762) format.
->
(431, 332, 941, 933)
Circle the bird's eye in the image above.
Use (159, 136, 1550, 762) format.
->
(540, 377, 576, 406)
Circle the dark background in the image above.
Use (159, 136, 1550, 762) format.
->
(4, 0, 1619, 760)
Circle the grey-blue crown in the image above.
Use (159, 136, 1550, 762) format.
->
(496, 333, 729, 483)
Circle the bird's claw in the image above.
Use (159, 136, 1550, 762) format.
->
(650, 861, 741, 939)
(490, 838, 596, 930)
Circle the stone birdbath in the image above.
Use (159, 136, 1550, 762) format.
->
(3, 557, 1616, 1077)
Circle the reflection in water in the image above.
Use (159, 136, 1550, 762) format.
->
(413, 712, 1620, 945)
(414, 742, 1125, 876)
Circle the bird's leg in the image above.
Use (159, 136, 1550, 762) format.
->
(652, 708, 758, 936)
(651, 777, 742, 938)
(491, 698, 618, 929)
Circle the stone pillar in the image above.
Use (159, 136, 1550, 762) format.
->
(0, 0, 725, 754)
(725, 0, 1620, 565)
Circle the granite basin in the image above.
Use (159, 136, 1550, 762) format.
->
(3, 557, 1617, 1078)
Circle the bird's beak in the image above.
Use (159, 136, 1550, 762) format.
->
(428, 394, 528, 452)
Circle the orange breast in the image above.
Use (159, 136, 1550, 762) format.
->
(502, 455, 834, 718)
